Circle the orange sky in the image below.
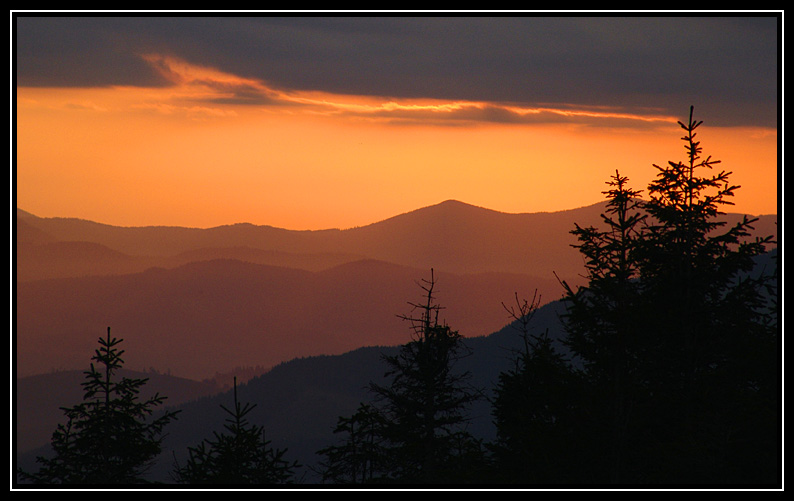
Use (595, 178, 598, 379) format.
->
(15, 55, 779, 230)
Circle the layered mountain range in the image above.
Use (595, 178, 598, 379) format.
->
(17, 200, 615, 282)
(14, 200, 777, 468)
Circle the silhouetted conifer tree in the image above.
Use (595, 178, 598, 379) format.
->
(173, 377, 299, 485)
(19, 328, 179, 485)
(555, 107, 778, 485)
(556, 170, 647, 483)
(366, 270, 485, 484)
(490, 292, 590, 484)
(316, 403, 386, 484)
(630, 106, 777, 484)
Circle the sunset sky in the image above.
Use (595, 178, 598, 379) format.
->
(14, 15, 780, 230)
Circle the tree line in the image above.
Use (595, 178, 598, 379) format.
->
(17, 108, 779, 487)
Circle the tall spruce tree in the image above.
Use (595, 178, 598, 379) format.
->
(556, 170, 647, 483)
(631, 106, 777, 484)
(19, 328, 179, 485)
(173, 377, 299, 485)
(555, 107, 777, 484)
(367, 269, 485, 484)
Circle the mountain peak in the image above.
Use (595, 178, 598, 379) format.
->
(436, 199, 471, 207)
(420, 199, 499, 215)
(436, 199, 486, 209)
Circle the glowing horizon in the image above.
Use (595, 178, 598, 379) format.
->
(16, 54, 778, 231)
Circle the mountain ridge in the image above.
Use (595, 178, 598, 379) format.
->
(18, 198, 777, 233)
(16, 200, 778, 282)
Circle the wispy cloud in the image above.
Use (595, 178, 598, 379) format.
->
(136, 54, 679, 128)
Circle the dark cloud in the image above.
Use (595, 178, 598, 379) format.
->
(15, 17, 170, 87)
(14, 15, 779, 127)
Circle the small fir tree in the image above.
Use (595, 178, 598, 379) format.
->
(19, 327, 179, 485)
(173, 377, 299, 485)
(316, 403, 386, 484)
(491, 292, 589, 484)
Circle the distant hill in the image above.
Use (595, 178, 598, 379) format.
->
(16, 215, 58, 246)
(16, 240, 150, 282)
(15, 239, 367, 283)
(16, 258, 561, 380)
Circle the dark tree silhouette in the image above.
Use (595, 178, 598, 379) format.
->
(556, 170, 647, 483)
(19, 328, 179, 485)
(491, 292, 589, 484)
(316, 403, 386, 484)
(368, 269, 485, 484)
(320, 270, 486, 484)
(173, 377, 299, 485)
(630, 106, 777, 484)
(552, 107, 777, 485)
